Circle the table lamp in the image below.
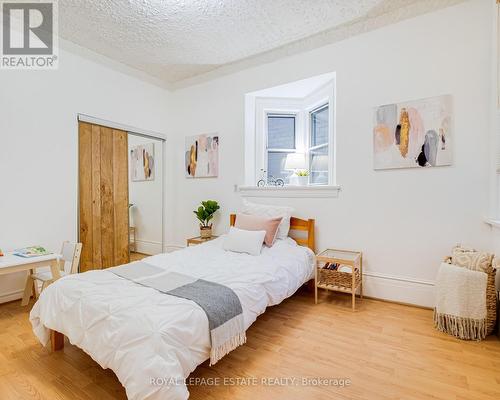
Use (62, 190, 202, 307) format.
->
(285, 153, 306, 185)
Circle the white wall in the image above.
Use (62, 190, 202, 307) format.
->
(128, 134, 164, 255)
(169, 0, 493, 307)
(0, 41, 172, 303)
(1, 0, 495, 307)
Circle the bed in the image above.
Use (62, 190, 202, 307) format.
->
(30, 215, 315, 400)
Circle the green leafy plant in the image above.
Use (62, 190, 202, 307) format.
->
(193, 200, 220, 228)
(296, 170, 310, 176)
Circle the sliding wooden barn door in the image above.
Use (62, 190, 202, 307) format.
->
(78, 122, 129, 272)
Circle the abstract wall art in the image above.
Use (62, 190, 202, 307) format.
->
(185, 134, 219, 178)
(130, 143, 155, 181)
(373, 95, 452, 170)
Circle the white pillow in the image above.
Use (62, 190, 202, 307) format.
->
(223, 227, 266, 256)
(242, 200, 293, 240)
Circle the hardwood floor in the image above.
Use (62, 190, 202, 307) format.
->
(0, 290, 499, 400)
(129, 252, 148, 262)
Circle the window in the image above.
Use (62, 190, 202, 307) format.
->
(245, 73, 336, 191)
(264, 104, 330, 186)
(266, 114, 296, 181)
(309, 104, 329, 185)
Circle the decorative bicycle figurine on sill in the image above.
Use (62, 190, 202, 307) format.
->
(257, 169, 284, 187)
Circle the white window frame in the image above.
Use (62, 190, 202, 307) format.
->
(255, 97, 303, 183)
(242, 76, 339, 198)
(306, 100, 331, 186)
(254, 83, 335, 186)
(264, 112, 298, 182)
(306, 103, 330, 177)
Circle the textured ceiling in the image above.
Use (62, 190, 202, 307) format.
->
(58, 0, 463, 88)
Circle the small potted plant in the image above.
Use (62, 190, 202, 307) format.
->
(193, 200, 220, 238)
(296, 170, 309, 186)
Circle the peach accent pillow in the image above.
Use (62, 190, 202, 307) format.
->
(234, 214, 282, 247)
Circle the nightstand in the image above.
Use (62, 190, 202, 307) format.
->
(315, 248, 363, 310)
(186, 236, 219, 247)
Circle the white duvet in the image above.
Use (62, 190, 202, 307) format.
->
(30, 237, 314, 400)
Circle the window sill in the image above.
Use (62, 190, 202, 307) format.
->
(484, 218, 500, 229)
(236, 185, 341, 198)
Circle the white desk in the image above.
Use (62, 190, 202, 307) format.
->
(0, 252, 62, 306)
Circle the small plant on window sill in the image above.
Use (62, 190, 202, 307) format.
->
(292, 170, 309, 186)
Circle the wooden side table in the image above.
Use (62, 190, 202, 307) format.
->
(315, 248, 363, 310)
(186, 236, 219, 247)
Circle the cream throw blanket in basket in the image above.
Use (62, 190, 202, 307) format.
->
(434, 262, 488, 340)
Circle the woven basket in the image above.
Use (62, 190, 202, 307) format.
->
(485, 265, 497, 335)
(318, 264, 361, 289)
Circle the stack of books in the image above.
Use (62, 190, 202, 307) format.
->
(323, 262, 340, 270)
(322, 262, 352, 273)
(14, 246, 51, 258)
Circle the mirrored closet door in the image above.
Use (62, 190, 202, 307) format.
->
(128, 133, 164, 262)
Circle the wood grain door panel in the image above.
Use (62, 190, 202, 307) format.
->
(79, 122, 129, 271)
(99, 126, 115, 269)
(78, 122, 93, 272)
(91, 124, 102, 269)
(112, 130, 130, 266)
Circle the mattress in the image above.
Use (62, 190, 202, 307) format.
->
(30, 236, 315, 400)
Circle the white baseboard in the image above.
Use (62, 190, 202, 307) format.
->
(161, 244, 436, 308)
(161, 243, 436, 308)
(362, 271, 435, 308)
(0, 289, 24, 304)
(0, 255, 435, 309)
(133, 239, 163, 255)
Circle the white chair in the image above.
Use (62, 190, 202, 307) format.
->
(31, 241, 82, 296)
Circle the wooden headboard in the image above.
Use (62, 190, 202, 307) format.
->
(230, 214, 315, 253)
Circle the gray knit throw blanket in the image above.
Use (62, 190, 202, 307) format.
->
(111, 262, 246, 365)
